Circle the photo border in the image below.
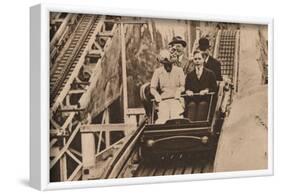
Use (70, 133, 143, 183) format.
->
(30, 3, 274, 190)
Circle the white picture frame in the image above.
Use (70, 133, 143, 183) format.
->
(30, 3, 274, 191)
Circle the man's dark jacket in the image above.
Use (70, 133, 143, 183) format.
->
(185, 67, 217, 93)
(205, 56, 223, 81)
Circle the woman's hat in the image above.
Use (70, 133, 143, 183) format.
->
(157, 49, 172, 63)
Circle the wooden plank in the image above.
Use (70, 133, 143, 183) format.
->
(153, 153, 169, 176)
(81, 132, 96, 170)
(202, 162, 213, 173)
(105, 131, 110, 148)
(81, 124, 136, 133)
(173, 165, 185, 175)
(140, 166, 155, 177)
(72, 169, 82, 181)
(134, 164, 145, 177)
(66, 150, 82, 165)
(213, 30, 222, 58)
(154, 167, 166, 176)
(69, 148, 82, 157)
(192, 164, 203, 174)
(127, 108, 145, 115)
(116, 20, 149, 24)
(60, 152, 67, 181)
(163, 154, 176, 175)
(172, 153, 186, 175)
(96, 137, 125, 159)
(183, 164, 193, 174)
(68, 89, 86, 94)
(163, 166, 174, 176)
(121, 23, 128, 123)
(96, 131, 103, 153)
(104, 109, 110, 148)
(50, 138, 58, 147)
(147, 167, 157, 176)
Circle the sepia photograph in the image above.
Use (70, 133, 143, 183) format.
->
(48, 11, 269, 183)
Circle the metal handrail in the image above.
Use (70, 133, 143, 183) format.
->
(151, 92, 215, 102)
(150, 92, 215, 124)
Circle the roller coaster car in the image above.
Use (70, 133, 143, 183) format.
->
(139, 82, 231, 161)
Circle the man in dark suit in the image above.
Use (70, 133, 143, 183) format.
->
(198, 38, 223, 81)
(185, 50, 217, 121)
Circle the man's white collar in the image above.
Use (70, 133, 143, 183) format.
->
(205, 55, 210, 63)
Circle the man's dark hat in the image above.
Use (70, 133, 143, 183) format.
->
(198, 37, 211, 51)
(168, 36, 187, 47)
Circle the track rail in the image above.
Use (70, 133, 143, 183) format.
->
(50, 15, 100, 104)
(50, 14, 81, 66)
(217, 30, 238, 81)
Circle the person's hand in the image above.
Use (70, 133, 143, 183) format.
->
(199, 89, 209, 95)
(185, 90, 194, 96)
(155, 95, 162, 103)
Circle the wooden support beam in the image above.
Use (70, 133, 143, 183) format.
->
(50, 123, 80, 168)
(57, 108, 85, 113)
(88, 49, 103, 55)
(95, 137, 125, 159)
(97, 131, 103, 153)
(116, 20, 148, 24)
(50, 118, 63, 131)
(60, 152, 67, 181)
(104, 109, 110, 148)
(187, 21, 192, 57)
(105, 130, 110, 148)
(213, 30, 222, 59)
(66, 150, 82, 165)
(80, 124, 136, 133)
(120, 23, 128, 124)
(65, 94, 71, 107)
(67, 164, 83, 181)
(104, 19, 118, 23)
(81, 132, 96, 179)
(97, 32, 114, 38)
(68, 89, 86, 94)
(50, 146, 60, 157)
(93, 41, 103, 51)
(50, 138, 58, 148)
(69, 148, 82, 157)
(127, 108, 145, 115)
